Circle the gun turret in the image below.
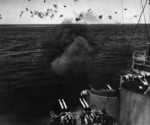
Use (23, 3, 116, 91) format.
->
(79, 98, 117, 125)
(79, 98, 91, 112)
(49, 99, 76, 125)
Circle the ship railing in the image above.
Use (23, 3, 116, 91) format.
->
(132, 50, 150, 71)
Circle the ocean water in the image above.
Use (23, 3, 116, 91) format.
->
(0, 24, 149, 125)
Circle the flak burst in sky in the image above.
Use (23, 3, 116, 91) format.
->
(0, 0, 150, 24)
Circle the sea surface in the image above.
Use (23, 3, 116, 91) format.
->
(0, 24, 149, 125)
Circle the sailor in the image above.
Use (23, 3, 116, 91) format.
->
(122, 76, 128, 82)
(101, 108, 108, 125)
(97, 111, 103, 123)
(85, 112, 93, 125)
(49, 111, 56, 124)
(122, 77, 135, 92)
(90, 111, 97, 123)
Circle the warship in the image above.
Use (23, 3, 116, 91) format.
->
(119, 0, 150, 124)
(49, 0, 150, 125)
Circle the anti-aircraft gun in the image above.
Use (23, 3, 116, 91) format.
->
(79, 97, 101, 125)
(79, 97, 116, 125)
(49, 99, 76, 125)
(79, 84, 118, 125)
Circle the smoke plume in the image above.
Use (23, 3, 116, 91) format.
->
(51, 36, 93, 75)
(41, 24, 94, 79)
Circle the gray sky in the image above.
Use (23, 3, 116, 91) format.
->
(0, 0, 149, 24)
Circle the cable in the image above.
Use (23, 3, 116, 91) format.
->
(127, 0, 149, 50)
(122, 0, 124, 24)
(141, 0, 149, 44)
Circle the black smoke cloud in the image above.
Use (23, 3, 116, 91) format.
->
(21, 7, 59, 19)
(19, 11, 24, 18)
(34, 11, 45, 18)
(51, 36, 93, 75)
(50, 25, 93, 75)
(108, 15, 112, 20)
(0, 15, 2, 19)
(42, 24, 94, 76)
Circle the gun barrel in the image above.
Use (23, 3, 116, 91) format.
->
(58, 99, 64, 109)
(62, 99, 68, 109)
(83, 98, 89, 108)
(107, 84, 112, 90)
(79, 98, 86, 108)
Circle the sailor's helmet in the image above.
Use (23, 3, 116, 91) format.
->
(81, 89, 88, 96)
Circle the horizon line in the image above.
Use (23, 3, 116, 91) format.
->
(0, 23, 150, 25)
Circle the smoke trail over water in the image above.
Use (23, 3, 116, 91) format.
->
(51, 36, 93, 75)
(42, 24, 94, 77)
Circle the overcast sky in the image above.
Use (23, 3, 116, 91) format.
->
(0, 0, 149, 24)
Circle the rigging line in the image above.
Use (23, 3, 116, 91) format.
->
(126, 0, 149, 51)
(122, 0, 124, 24)
(141, 0, 149, 43)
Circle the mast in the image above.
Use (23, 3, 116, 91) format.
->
(140, 0, 142, 23)
(129, 0, 150, 71)
(146, 0, 150, 55)
(122, 0, 124, 24)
